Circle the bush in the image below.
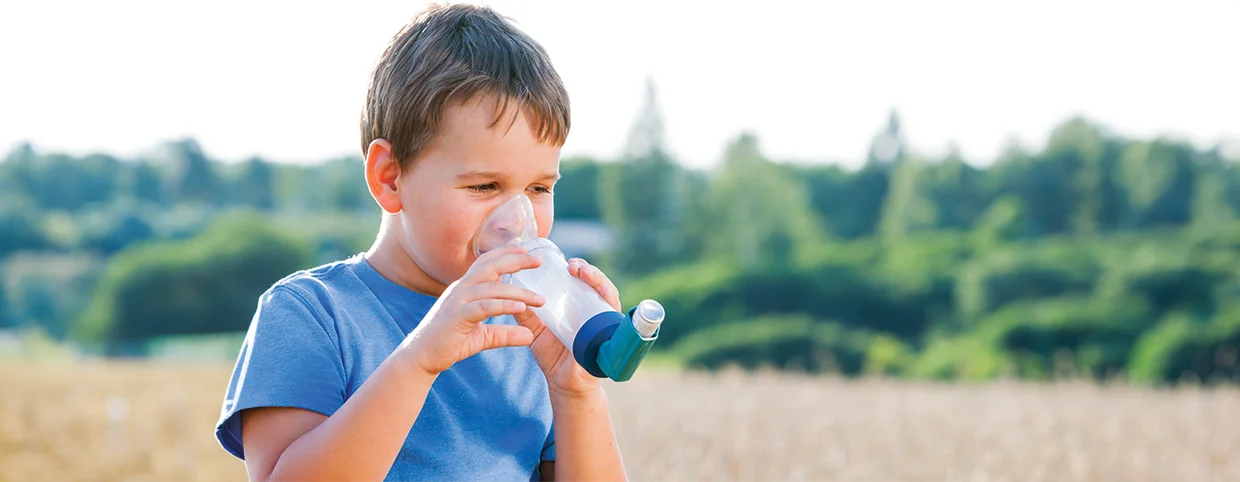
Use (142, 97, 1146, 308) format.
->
(988, 296, 1153, 379)
(1, 253, 103, 340)
(1095, 244, 1230, 316)
(620, 259, 742, 346)
(910, 295, 1153, 381)
(1128, 307, 1240, 385)
(0, 208, 48, 256)
(623, 250, 939, 346)
(909, 332, 1017, 381)
(863, 334, 916, 376)
(955, 242, 1104, 322)
(74, 212, 310, 351)
(670, 316, 875, 375)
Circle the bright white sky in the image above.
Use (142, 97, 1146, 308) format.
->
(1, 0, 1237, 169)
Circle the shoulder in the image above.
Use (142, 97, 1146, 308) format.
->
(249, 256, 370, 337)
(261, 256, 364, 310)
(269, 256, 360, 296)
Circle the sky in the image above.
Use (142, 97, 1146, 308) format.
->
(1, 0, 1237, 169)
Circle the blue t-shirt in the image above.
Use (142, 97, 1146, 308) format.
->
(215, 254, 555, 481)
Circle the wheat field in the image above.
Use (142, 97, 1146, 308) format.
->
(2, 361, 1237, 482)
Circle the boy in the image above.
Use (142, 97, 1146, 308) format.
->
(214, 4, 629, 481)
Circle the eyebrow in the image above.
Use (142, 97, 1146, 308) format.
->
(455, 170, 561, 183)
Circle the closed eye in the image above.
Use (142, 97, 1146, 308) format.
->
(530, 185, 553, 195)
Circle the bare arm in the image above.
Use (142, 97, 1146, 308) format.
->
(241, 355, 437, 482)
(545, 388, 627, 482)
(240, 246, 544, 481)
(518, 258, 630, 482)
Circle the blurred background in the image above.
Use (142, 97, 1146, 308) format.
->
(2, 0, 1239, 480)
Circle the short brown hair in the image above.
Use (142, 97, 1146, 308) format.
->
(360, 3, 571, 169)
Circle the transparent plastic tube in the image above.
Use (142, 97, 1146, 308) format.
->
(472, 195, 619, 354)
(472, 194, 665, 380)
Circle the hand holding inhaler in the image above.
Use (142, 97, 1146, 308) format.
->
(472, 194, 664, 382)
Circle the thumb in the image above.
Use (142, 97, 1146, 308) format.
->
(478, 324, 535, 350)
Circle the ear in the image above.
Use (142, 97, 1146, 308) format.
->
(365, 138, 402, 213)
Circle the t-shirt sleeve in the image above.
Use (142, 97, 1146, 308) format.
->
(541, 421, 556, 462)
(214, 285, 347, 460)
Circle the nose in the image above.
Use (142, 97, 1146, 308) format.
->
(472, 193, 538, 256)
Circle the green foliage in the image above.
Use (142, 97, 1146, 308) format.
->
(626, 240, 943, 345)
(863, 333, 916, 376)
(1094, 242, 1228, 316)
(705, 133, 825, 271)
(3, 109, 1240, 384)
(911, 332, 1017, 381)
(599, 80, 686, 277)
(955, 241, 1104, 322)
(161, 139, 220, 204)
(671, 316, 875, 375)
(555, 156, 602, 220)
(987, 296, 1153, 379)
(2, 253, 102, 339)
(1128, 307, 1240, 385)
(74, 212, 310, 348)
(233, 157, 277, 211)
(0, 208, 49, 256)
(1117, 140, 1196, 228)
(879, 157, 938, 238)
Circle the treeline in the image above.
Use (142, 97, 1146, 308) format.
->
(2, 88, 1239, 384)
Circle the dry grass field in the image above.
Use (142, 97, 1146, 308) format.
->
(2, 361, 1237, 481)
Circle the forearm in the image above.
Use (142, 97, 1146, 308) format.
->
(549, 388, 628, 482)
(269, 354, 436, 481)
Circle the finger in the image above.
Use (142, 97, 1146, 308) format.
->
(462, 299, 528, 324)
(567, 258, 585, 277)
(463, 281, 546, 307)
(512, 307, 548, 336)
(477, 243, 527, 260)
(478, 324, 535, 350)
(572, 261, 621, 311)
(466, 252, 542, 282)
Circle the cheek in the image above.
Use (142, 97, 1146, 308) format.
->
(399, 189, 480, 278)
(535, 199, 554, 239)
(427, 197, 483, 256)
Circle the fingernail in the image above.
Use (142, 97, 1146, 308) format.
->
(514, 301, 527, 311)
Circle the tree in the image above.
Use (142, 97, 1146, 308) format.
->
(842, 109, 906, 238)
(1042, 118, 1114, 234)
(162, 138, 220, 205)
(794, 164, 853, 237)
(0, 146, 119, 212)
(323, 156, 372, 212)
(925, 146, 987, 230)
(127, 161, 166, 204)
(0, 209, 47, 256)
(708, 133, 824, 271)
(1116, 139, 1197, 228)
(878, 154, 937, 238)
(554, 156, 603, 220)
(235, 157, 277, 211)
(599, 79, 685, 276)
(74, 213, 310, 350)
(1191, 147, 1239, 226)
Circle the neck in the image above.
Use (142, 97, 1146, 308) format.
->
(364, 214, 448, 298)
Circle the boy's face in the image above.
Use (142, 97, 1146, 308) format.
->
(395, 95, 561, 287)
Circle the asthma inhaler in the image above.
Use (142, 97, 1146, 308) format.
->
(472, 194, 663, 381)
